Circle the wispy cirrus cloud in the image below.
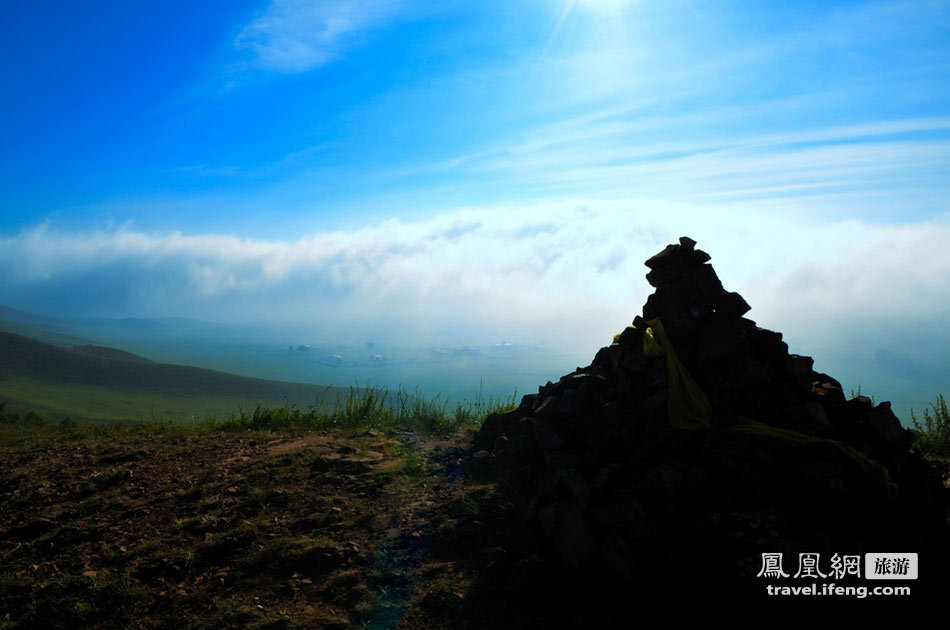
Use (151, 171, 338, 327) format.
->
(399, 107, 950, 212)
(235, 0, 405, 72)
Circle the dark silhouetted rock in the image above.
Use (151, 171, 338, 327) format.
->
(476, 237, 949, 623)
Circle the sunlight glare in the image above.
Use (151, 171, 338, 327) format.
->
(579, 0, 632, 16)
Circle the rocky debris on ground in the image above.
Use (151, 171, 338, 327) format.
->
(477, 237, 949, 612)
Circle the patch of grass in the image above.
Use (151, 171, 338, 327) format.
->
(911, 393, 950, 458)
(176, 483, 209, 504)
(422, 576, 465, 609)
(0, 386, 517, 450)
(199, 463, 221, 483)
(248, 617, 312, 630)
(72, 492, 128, 517)
(0, 379, 520, 445)
(241, 536, 343, 578)
(196, 522, 261, 566)
(387, 442, 429, 478)
(130, 541, 192, 580)
(451, 493, 484, 518)
(0, 401, 45, 427)
(87, 467, 133, 490)
(362, 546, 414, 630)
(0, 468, 29, 494)
(848, 384, 876, 406)
(0, 568, 151, 629)
(195, 599, 257, 630)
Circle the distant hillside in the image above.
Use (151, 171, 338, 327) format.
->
(0, 332, 340, 422)
(0, 304, 68, 329)
(0, 319, 92, 347)
(70, 345, 154, 363)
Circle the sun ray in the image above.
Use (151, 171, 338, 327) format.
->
(544, 0, 580, 56)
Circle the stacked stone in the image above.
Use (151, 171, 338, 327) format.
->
(476, 237, 948, 601)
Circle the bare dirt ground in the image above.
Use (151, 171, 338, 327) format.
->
(0, 429, 500, 629)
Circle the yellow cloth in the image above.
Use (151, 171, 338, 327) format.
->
(628, 317, 894, 490)
(642, 318, 712, 430)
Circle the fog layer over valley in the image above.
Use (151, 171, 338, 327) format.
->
(2, 205, 950, 421)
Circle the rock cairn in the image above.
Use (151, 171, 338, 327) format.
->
(476, 237, 948, 611)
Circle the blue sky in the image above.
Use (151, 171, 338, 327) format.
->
(1, 0, 949, 414)
(3, 0, 948, 233)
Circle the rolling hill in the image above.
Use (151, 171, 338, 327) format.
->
(0, 331, 341, 422)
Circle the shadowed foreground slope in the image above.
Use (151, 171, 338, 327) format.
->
(0, 427, 490, 629)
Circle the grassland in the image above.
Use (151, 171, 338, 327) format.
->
(0, 386, 528, 630)
(0, 332, 347, 422)
(2, 329, 948, 628)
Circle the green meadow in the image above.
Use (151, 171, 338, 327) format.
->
(0, 331, 343, 423)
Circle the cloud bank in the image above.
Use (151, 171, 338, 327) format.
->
(1, 201, 948, 348)
(3, 201, 950, 417)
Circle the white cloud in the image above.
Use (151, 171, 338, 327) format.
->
(235, 0, 404, 72)
(747, 219, 950, 337)
(426, 111, 950, 205)
(3, 203, 949, 353)
(4, 204, 950, 418)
